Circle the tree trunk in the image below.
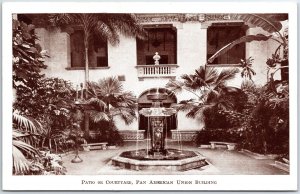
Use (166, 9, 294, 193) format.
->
(84, 47, 89, 90)
(84, 111, 89, 138)
(84, 35, 89, 135)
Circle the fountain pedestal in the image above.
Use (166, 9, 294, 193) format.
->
(139, 92, 176, 156)
(149, 117, 166, 155)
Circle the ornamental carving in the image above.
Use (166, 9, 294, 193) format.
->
(136, 14, 232, 23)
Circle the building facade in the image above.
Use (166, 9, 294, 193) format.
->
(22, 13, 285, 140)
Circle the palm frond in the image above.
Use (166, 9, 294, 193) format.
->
(85, 97, 107, 110)
(88, 110, 110, 123)
(181, 74, 199, 90)
(206, 89, 220, 103)
(173, 100, 198, 112)
(13, 140, 38, 156)
(215, 68, 239, 86)
(87, 81, 103, 98)
(13, 129, 31, 139)
(12, 145, 30, 174)
(13, 111, 43, 134)
(203, 68, 218, 86)
(186, 106, 205, 119)
(99, 76, 123, 94)
(110, 107, 136, 125)
(95, 20, 120, 46)
(165, 80, 185, 94)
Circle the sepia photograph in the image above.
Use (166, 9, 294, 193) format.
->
(2, 1, 298, 191)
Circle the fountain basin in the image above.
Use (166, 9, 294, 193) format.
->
(111, 149, 208, 171)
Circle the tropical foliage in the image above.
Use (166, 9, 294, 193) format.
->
(220, 80, 289, 155)
(166, 66, 240, 120)
(13, 111, 40, 174)
(85, 77, 136, 144)
(12, 18, 69, 175)
(239, 57, 256, 81)
(13, 111, 67, 175)
(184, 14, 289, 157)
(49, 13, 145, 135)
(86, 77, 137, 123)
(13, 19, 48, 89)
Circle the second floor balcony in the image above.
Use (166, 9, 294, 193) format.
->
(135, 64, 178, 80)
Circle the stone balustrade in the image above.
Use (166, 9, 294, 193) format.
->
(136, 64, 178, 80)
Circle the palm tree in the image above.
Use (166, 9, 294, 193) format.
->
(86, 76, 137, 126)
(166, 66, 240, 120)
(49, 13, 145, 90)
(50, 13, 145, 134)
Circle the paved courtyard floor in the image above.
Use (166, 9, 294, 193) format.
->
(62, 141, 288, 175)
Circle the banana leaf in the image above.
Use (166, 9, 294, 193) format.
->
(230, 14, 286, 33)
(207, 34, 271, 64)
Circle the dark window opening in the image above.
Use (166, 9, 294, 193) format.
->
(207, 24, 246, 65)
(137, 27, 177, 65)
(70, 29, 108, 68)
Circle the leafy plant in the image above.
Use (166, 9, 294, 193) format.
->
(88, 121, 124, 146)
(220, 80, 289, 154)
(166, 66, 240, 120)
(28, 151, 67, 175)
(84, 77, 137, 144)
(86, 76, 137, 124)
(12, 111, 41, 175)
(13, 19, 48, 89)
(240, 57, 256, 81)
(207, 34, 271, 64)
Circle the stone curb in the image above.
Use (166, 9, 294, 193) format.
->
(273, 161, 290, 172)
(239, 149, 278, 160)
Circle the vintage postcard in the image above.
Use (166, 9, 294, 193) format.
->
(2, 1, 298, 191)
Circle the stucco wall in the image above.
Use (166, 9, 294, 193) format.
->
(36, 21, 280, 132)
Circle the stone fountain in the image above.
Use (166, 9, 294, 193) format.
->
(111, 89, 208, 171)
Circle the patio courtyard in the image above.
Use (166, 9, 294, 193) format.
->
(61, 141, 288, 175)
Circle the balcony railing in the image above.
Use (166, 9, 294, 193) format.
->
(136, 64, 178, 80)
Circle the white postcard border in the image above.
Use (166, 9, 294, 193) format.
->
(2, 2, 298, 191)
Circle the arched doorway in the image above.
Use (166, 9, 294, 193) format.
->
(138, 88, 177, 138)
